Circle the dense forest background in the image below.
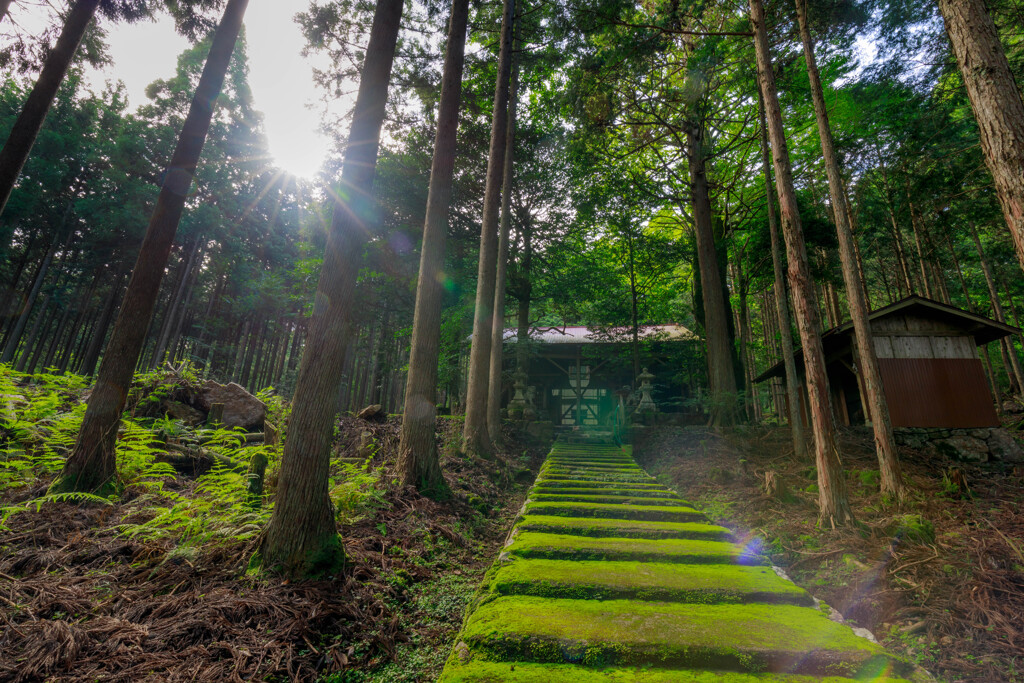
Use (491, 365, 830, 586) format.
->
(2, 0, 1021, 420)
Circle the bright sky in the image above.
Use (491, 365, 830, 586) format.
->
(100, 7, 331, 178)
(11, 4, 333, 178)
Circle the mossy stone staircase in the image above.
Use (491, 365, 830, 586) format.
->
(439, 438, 925, 682)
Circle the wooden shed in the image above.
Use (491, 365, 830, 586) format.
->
(755, 296, 1020, 429)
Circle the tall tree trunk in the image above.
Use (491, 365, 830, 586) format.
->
(1, 235, 55, 363)
(687, 124, 738, 426)
(53, 0, 250, 495)
(627, 230, 641, 381)
(0, 0, 13, 24)
(796, 0, 905, 501)
(151, 237, 201, 368)
(758, 94, 807, 460)
(906, 195, 933, 298)
(260, 0, 403, 577)
(937, 0, 1024, 271)
(750, 0, 854, 526)
(398, 0, 470, 492)
(0, 0, 101, 218)
(14, 294, 48, 372)
(79, 271, 125, 377)
(462, 0, 516, 456)
(971, 224, 1024, 393)
(487, 29, 519, 446)
(515, 215, 533, 373)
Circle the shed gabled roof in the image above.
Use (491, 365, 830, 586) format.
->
(754, 295, 1019, 383)
(502, 324, 696, 345)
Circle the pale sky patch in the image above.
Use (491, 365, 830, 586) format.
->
(9, 3, 334, 178)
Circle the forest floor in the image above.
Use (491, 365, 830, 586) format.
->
(633, 422, 1024, 683)
(0, 405, 549, 682)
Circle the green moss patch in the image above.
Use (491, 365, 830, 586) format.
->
(530, 493, 691, 507)
(505, 532, 760, 564)
(490, 559, 813, 605)
(515, 515, 733, 541)
(438, 660, 912, 682)
(525, 501, 705, 523)
(459, 597, 898, 675)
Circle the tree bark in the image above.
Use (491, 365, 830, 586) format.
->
(750, 0, 854, 526)
(687, 124, 738, 426)
(758, 94, 807, 459)
(53, 0, 250, 495)
(462, 0, 516, 456)
(0, 0, 101, 218)
(795, 0, 905, 501)
(971, 224, 1024, 393)
(0, 0, 13, 24)
(937, 0, 1024, 272)
(260, 0, 403, 577)
(398, 0, 470, 492)
(79, 271, 125, 377)
(487, 28, 520, 446)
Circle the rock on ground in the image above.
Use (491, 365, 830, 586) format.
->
(197, 381, 267, 430)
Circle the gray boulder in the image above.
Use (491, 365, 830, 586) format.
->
(933, 435, 989, 463)
(987, 429, 1024, 463)
(197, 381, 267, 430)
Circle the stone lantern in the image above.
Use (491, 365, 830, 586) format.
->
(634, 367, 657, 414)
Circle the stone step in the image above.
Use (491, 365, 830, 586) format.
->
(456, 597, 907, 677)
(439, 442, 922, 683)
(515, 515, 733, 541)
(532, 485, 676, 497)
(489, 558, 814, 605)
(530, 492, 692, 506)
(505, 531, 761, 564)
(533, 479, 667, 490)
(524, 500, 705, 523)
(438, 661, 913, 683)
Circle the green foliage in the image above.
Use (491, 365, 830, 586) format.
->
(0, 365, 88, 489)
(331, 459, 392, 526)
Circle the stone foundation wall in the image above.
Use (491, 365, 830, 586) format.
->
(894, 427, 1024, 463)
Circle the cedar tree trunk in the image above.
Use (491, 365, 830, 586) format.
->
(687, 124, 738, 426)
(52, 0, 250, 495)
(0, 0, 101, 218)
(260, 0, 403, 577)
(937, 0, 1024, 271)
(487, 32, 519, 446)
(462, 0, 516, 456)
(796, 0, 905, 501)
(758, 93, 807, 460)
(750, 0, 854, 527)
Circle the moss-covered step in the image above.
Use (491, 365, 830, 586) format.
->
(457, 597, 908, 677)
(438, 661, 914, 683)
(530, 493, 691, 507)
(532, 486, 683, 499)
(545, 458, 638, 466)
(533, 479, 667, 490)
(542, 463, 643, 471)
(505, 531, 762, 564)
(524, 500, 705, 523)
(489, 559, 814, 605)
(537, 473, 659, 485)
(515, 515, 733, 541)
